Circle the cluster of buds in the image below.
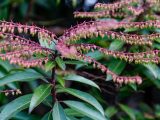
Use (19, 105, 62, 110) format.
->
(60, 20, 120, 44)
(119, 20, 160, 29)
(94, 0, 139, 11)
(56, 42, 78, 59)
(75, 44, 160, 64)
(0, 32, 52, 68)
(113, 75, 142, 84)
(0, 32, 40, 46)
(0, 46, 50, 68)
(9, 57, 49, 68)
(127, 6, 144, 16)
(102, 31, 153, 45)
(74, 0, 142, 19)
(60, 20, 160, 46)
(0, 89, 22, 96)
(146, 0, 160, 4)
(71, 52, 142, 84)
(0, 47, 49, 59)
(74, 11, 112, 19)
(74, 10, 127, 19)
(0, 21, 56, 44)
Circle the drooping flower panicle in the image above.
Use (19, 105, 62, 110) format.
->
(0, 0, 159, 85)
(0, 21, 57, 44)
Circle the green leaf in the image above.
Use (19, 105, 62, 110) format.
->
(65, 108, 84, 117)
(29, 84, 52, 113)
(109, 40, 124, 51)
(64, 101, 107, 120)
(56, 57, 66, 70)
(143, 64, 160, 79)
(45, 61, 55, 72)
(52, 102, 67, 120)
(106, 59, 126, 81)
(86, 51, 104, 60)
(119, 104, 136, 120)
(0, 69, 44, 86)
(56, 75, 65, 87)
(59, 88, 104, 115)
(64, 74, 100, 90)
(76, 51, 103, 69)
(105, 106, 118, 118)
(155, 105, 160, 118)
(128, 83, 137, 91)
(13, 112, 41, 120)
(0, 94, 32, 120)
(67, 116, 79, 120)
(65, 60, 85, 65)
(140, 64, 160, 88)
(0, 60, 14, 72)
(41, 111, 52, 120)
(39, 36, 56, 50)
(124, 28, 139, 32)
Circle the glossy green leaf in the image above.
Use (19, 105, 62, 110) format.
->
(76, 51, 103, 69)
(64, 101, 107, 120)
(64, 74, 100, 90)
(143, 64, 160, 79)
(56, 75, 65, 87)
(52, 102, 67, 120)
(29, 84, 52, 113)
(0, 69, 44, 86)
(65, 108, 84, 117)
(39, 36, 56, 50)
(56, 57, 66, 70)
(86, 51, 104, 60)
(45, 61, 55, 72)
(67, 116, 79, 120)
(41, 111, 52, 120)
(119, 104, 136, 120)
(65, 60, 85, 65)
(128, 83, 137, 91)
(106, 59, 126, 81)
(105, 106, 118, 118)
(59, 88, 104, 115)
(0, 94, 32, 120)
(109, 40, 124, 51)
(13, 112, 40, 120)
(0, 60, 14, 72)
(140, 64, 160, 88)
(80, 117, 93, 120)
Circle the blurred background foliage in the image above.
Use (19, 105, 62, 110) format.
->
(0, 0, 160, 120)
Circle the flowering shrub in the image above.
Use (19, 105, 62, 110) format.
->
(0, 0, 160, 120)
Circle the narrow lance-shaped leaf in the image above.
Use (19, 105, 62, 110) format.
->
(105, 106, 118, 118)
(143, 64, 160, 79)
(0, 94, 32, 120)
(64, 74, 100, 90)
(52, 101, 67, 120)
(109, 40, 124, 51)
(41, 111, 52, 120)
(29, 84, 52, 113)
(64, 100, 108, 120)
(106, 59, 126, 81)
(45, 61, 55, 72)
(119, 104, 136, 120)
(56, 57, 66, 70)
(65, 108, 84, 117)
(58, 88, 104, 115)
(0, 69, 45, 86)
